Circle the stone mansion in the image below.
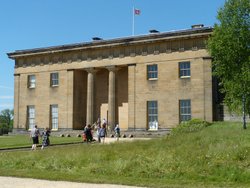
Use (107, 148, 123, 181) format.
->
(8, 25, 222, 133)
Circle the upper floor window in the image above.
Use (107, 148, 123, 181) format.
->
(50, 72, 59, 87)
(179, 61, 190, 78)
(27, 105, 35, 129)
(179, 99, 191, 122)
(28, 75, 36, 88)
(147, 64, 158, 80)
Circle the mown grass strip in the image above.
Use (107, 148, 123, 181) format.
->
(0, 121, 249, 188)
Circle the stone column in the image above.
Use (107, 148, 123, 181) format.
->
(67, 70, 74, 129)
(128, 64, 136, 130)
(202, 57, 213, 122)
(107, 66, 118, 130)
(85, 68, 97, 126)
(13, 74, 20, 130)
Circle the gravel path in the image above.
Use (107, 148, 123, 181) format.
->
(0, 176, 145, 188)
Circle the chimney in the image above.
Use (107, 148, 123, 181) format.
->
(92, 37, 103, 41)
(149, 29, 160, 34)
(191, 24, 204, 29)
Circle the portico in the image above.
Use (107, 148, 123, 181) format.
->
(84, 66, 127, 129)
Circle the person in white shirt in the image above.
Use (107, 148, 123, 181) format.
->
(30, 125, 40, 150)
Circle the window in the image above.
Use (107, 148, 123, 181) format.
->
(28, 75, 36, 88)
(147, 64, 158, 80)
(147, 101, 158, 130)
(50, 105, 58, 130)
(179, 99, 191, 122)
(50, 72, 59, 87)
(179, 61, 191, 78)
(27, 106, 35, 129)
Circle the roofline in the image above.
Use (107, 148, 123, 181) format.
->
(7, 26, 213, 59)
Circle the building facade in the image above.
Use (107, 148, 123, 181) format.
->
(8, 25, 215, 133)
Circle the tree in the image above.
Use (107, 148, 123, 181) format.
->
(0, 109, 14, 134)
(207, 0, 250, 129)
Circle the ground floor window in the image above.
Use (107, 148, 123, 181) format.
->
(27, 105, 35, 129)
(147, 101, 158, 130)
(179, 99, 191, 122)
(50, 104, 58, 130)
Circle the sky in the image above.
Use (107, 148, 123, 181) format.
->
(0, 0, 225, 112)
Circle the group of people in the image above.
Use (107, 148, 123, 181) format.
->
(30, 125, 50, 150)
(82, 118, 120, 143)
(30, 118, 121, 150)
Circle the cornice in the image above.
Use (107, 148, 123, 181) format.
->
(7, 27, 212, 59)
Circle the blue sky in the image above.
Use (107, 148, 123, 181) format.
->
(0, 0, 225, 112)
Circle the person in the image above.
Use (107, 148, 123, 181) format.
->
(99, 123, 107, 143)
(114, 124, 120, 141)
(102, 118, 107, 126)
(30, 125, 40, 150)
(96, 119, 101, 143)
(85, 124, 93, 143)
(41, 127, 50, 149)
(82, 125, 87, 142)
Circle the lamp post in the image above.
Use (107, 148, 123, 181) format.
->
(242, 94, 247, 129)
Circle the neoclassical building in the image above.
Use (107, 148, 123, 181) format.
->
(8, 25, 217, 133)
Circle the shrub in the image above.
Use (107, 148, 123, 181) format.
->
(171, 119, 212, 135)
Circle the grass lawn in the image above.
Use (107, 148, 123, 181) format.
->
(0, 135, 82, 149)
(0, 121, 249, 188)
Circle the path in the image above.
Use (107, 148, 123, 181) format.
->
(0, 176, 145, 188)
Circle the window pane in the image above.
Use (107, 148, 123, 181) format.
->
(28, 75, 36, 88)
(147, 101, 158, 130)
(179, 62, 191, 77)
(51, 105, 58, 130)
(147, 64, 158, 79)
(28, 106, 35, 129)
(51, 73, 59, 86)
(179, 100, 191, 122)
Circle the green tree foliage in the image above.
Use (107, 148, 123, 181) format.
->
(207, 0, 250, 115)
(0, 109, 14, 134)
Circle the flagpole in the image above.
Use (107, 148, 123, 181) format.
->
(132, 6, 135, 36)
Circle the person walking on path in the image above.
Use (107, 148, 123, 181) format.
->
(30, 125, 40, 150)
(114, 124, 120, 141)
(99, 123, 107, 143)
(41, 127, 50, 149)
(96, 118, 101, 143)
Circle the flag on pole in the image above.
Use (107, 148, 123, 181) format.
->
(134, 8, 141, 15)
(132, 8, 141, 36)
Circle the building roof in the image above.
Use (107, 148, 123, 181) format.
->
(7, 26, 212, 59)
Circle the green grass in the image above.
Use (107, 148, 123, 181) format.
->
(0, 135, 82, 149)
(0, 121, 249, 188)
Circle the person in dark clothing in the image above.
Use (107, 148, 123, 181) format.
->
(41, 127, 50, 149)
(85, 124, 93, 143)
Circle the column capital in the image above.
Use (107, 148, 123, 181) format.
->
(84, 67, 99, 74)
(106, 66, 120, 72)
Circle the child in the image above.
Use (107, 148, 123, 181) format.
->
(99, 123, 107, 143)
(82, 125, 87, 142)
(114, 124, 120, 141)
